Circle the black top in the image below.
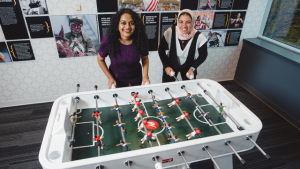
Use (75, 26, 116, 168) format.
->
(158, 27, 207, 70)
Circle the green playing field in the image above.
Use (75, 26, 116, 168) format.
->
(72, 94, 233, 161)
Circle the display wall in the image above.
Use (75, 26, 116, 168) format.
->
(0, 0, 268, 107)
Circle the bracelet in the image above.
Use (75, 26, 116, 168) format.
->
(143, 76, 149, 79)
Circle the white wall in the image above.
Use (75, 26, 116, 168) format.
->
(0, 0, 268, 107)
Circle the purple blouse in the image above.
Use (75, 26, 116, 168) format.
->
(98, 34, 149, 86)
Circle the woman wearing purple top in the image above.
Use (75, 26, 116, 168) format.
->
(97, 8, 150, 88)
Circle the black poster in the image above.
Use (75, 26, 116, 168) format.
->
(141, 13, 159, 51)
(180, 0, 199, 10)
(232, 0, 249, 10)
(212, 12, 230, 29)
(228, 12, 246, 29)
(160, 12, 177, 39)
(215, 0, 233, 10)
(0, 0, 29, 40)
(97, 0, 118, 12)
(26, 16, 53, 38)
(7, 40, 35, 61)
(98, 14, 113, 41)
(224, 30, 241, 46)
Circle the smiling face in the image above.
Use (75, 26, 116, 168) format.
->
(118, 13, 135, 40)
(70, 21, 82, 34)
(178, 14, 192, 34)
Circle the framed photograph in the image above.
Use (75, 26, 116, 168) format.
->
(20, 0, 48, 15)
(228, 12, 246, 29)
(201, 30, 227, 47)
(0, 42, 12, 63)
(199, 0, 217, 10)
(194, 12, 214, 31)
(50, 15, 99, 58)
(119, 0, 180, 12)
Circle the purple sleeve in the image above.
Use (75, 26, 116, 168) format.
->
(98, 34, 109, 58)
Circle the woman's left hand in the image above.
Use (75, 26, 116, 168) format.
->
(143, 76, 150, 85)
(186, 68, 194, 79)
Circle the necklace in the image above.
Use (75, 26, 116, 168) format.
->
(181, 40, 186, 49)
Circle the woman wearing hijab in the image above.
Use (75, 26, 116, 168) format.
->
(158, 9, 208, 82)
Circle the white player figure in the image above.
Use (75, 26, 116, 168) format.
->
(140, 130, 156, 145)
(134, 109, 146, 122)
(176, 111, 191, 122)
(167, 98, 181, 108)
(186, 128, 203, 140)
(149, 95, 159, 103)
(116, 140, 131, 152)
(168, 135, 182, 143)
(132, 99, 142, 112)
(198, 112, 213, 121)
(138, 119, 148, 132)
(162, 123, 175, 137)
(152, 102, 164, 109)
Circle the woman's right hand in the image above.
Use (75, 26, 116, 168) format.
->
(108, 78, 117, 89)
(165, 67, 174, 77)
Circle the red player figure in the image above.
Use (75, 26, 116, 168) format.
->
(138, 119, 148, 132)
(69, 112, 81, 127)
(134, 109, 146, 122)
(92, 135, 104, 149)
(215, 103, 226, 117)
(132, 99, 142, 112)
(186, 128, 203, 140)
(111, 105, 123, 118)
(113, 120, 127, 135)
(116, 140, 131, 152)
(168, 98, 181, 107)
(176, 111, 191, 122)
(140, 130, 156, 145)
(130, 92, 139, 104)
(168, 135, 182, 143)
(92, 110, 103, 124)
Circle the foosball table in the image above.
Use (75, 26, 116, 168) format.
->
(39, 79, 270, 169)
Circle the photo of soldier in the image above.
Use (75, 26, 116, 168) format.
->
(20, 0, 48, 15)
(0, 42, 12, 63)
(194, 12, 214, 30)
(51, 15, 99, 58)
(201, 30, 227, 47)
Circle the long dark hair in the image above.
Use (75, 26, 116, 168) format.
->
(107, 8, 148, 57)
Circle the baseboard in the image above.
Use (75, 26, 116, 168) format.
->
(234, 76, 300, 130)
(0, 95, 59, 108)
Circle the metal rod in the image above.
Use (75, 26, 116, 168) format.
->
(125, 161, 132, 169)
(113, 94, 126, 144)
(70, 97, 80, 161)
(178, 151, 190, 169)
(197, 83, 243, 130)
(202, 146, 220, 169)
(166, 89, 195, 132)
(226, 141, 246, 164)
(247, 136, 271, 159)
(76, 84, 80, 92)
(182, 86, 245, 164)
(149, 91, 175, 140)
